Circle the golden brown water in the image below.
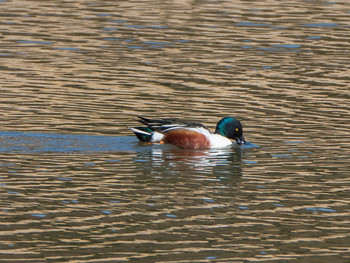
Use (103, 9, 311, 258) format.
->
(1, 0, 350, 262)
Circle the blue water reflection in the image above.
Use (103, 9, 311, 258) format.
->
(0, 131, 137, 153)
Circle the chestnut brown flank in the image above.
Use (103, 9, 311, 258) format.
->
(163, 129, 211, 149)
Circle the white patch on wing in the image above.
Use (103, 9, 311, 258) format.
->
(162, 124, 186, 132)
(129, 127, 150, 135)
(186, 127, 210, 135)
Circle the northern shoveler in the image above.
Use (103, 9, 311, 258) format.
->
(130, 116, 246, 150)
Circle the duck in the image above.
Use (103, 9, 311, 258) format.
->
(130, 116, 246, 150)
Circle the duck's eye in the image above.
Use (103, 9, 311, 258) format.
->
(235, 128, 239, 132)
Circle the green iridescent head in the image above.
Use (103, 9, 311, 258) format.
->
(215, 117, 246, 144)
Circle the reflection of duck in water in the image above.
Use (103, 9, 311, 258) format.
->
(133, 146, 244, 180)
(130, 116, 246, 150)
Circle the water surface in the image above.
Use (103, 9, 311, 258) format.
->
(0, 0, 349, 262)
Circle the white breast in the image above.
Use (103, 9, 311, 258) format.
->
(207, 133, 232, 148)
(191, 127, 232, 148)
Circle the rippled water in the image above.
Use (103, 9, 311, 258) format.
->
(1, 0, 350, 262)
